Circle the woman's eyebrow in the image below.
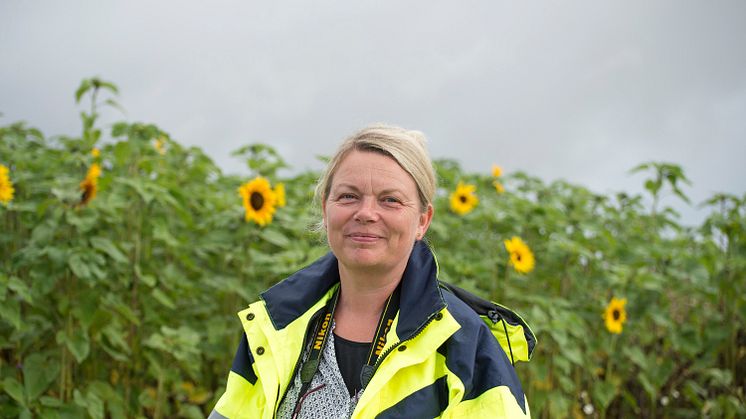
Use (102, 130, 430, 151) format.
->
(334, 183, 406, 196)
(332, 183, 361, 192)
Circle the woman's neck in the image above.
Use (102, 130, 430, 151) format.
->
(333, 265, 403, 342)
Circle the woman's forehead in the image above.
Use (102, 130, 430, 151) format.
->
(332, 151, 415, 191)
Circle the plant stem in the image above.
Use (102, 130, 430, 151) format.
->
(153, 371, 164, 419)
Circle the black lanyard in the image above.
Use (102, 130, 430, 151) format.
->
(293, 283, 401, 411)
(360, 284, 400, 388)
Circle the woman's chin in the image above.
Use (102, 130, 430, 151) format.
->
(338, 250, 389, 271)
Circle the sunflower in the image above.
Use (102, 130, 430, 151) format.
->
(0, 164, 15, 205)
(79, 163, 102, 206)
(491, 164, 503, 178)
(493, 181, 505, 194)
(603, 297, 627, 334)
(504, 236, 535, 274)
(153, 137, 166, 155)
(238, 177, 277, 226)
(449, 181, 478, 215)
(91, 148, 100, 158)
(79, 177, 98, 206)
(274, 183, 286, 208)
(86, 163, 102, 180)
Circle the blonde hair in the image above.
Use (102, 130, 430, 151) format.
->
(314, 124, 436, 213)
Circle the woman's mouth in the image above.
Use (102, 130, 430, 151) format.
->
(347, 233, 382, 242)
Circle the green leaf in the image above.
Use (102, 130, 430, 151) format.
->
(260, 229, 290, 248)
(592, 380, 617, 411)
(23, 353, 59, 401)
(90, 237, 129, 264)
(85, 392, 105, 419)
(104, 295, 141, 326)
(0, 298, 21, 329)
(73, 389, 104, 418)
(8, 276, 33, 303)
(72, 291, 101, 329)
(2, 377, 26, 406)
(547, 393, 572, 418)
(623, 346, 648, 369)
(141, 274, 157, 287)
(104, 98, 126, 114)
(151, 288, 176, 309)
(111, 122, 129, 137)
(93, 79, 119, 95)
(562, 346, 584, 366)
(637, 371, 657, 398)
(39, 396, 63, 407)
(62, 328, 91, 364)
(68, 254, 91, 280)
(629, 162, 651, 174)
(115, 178, 153, 203)
(644, 179, 661, 196)
(153, 224, 180, 248)
(75, 79, 92, 103)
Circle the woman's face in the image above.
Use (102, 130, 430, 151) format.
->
(323, 150, 433, 276)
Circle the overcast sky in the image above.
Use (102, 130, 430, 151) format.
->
(2, 1, 745, 226)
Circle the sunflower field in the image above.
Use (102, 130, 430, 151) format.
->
(1, 79, 745, 418)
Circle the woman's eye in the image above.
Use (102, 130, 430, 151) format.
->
(382, 197, 400, 204)
(338, 193, 356, 201)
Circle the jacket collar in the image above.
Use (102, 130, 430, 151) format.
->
(260, 241, 446, 340)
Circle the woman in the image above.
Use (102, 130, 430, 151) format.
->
(210, 125, 535, 418)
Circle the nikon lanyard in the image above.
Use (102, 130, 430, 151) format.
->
(293, 283, 401, 413)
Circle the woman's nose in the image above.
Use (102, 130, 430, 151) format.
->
(354, 197, 378, 223)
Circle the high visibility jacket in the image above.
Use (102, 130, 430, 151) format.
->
(210, 241, 536, 418)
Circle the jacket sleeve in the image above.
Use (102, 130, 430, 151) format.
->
(441, 310, 531, 418)
(209, 334, 260, 419)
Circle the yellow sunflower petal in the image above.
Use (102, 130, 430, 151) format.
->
(449, 181, 479, 215)
(274, 183, 286, 207)
(0, 164, 14, 205)
(79, 177, 98, 206)
(603, 297, 627, 334)
(238, 176, 277, 226)
(153, 137, 166, 155)
(504, 236, 535, 274)
(86, 163, 102, 181)
(491, 164, 503, 178)
(77, 163, 102, 206)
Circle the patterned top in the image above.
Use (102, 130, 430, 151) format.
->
(277, 323, 363, 419)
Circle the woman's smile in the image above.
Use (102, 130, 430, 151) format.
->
(346, 232, 384, 243)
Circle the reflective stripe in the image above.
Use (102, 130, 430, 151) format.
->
(212, 371, 257, 418)
(375, 376, 448, 418)
(208, 410, 229, 419)
(444, 386, 530, 418)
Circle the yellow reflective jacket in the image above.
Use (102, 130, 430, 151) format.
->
(210, 242, 536, 418)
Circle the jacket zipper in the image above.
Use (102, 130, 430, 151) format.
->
(364, 310, 441, 388)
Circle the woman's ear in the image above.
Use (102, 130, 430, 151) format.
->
(417, 204, 434, 240)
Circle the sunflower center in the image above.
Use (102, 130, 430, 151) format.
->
(459, 195, 467, 203)
(612, 309, 620, 321)
(516, 253, 522, 262)
(250, 192, 265, 210)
